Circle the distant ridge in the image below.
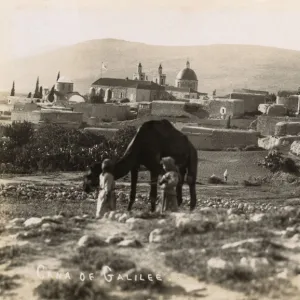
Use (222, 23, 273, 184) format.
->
(1, 38, 300, 95)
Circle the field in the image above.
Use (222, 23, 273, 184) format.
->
(1, 151, 300, 300)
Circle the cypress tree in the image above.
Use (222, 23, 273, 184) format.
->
(27, 92, 32, 98)
(39, 86, 43, 99)
(57, 71, 60, 81)
(33, 77, 39, 98)
(10, 81, 15, 96)
(48, 85, 55, 102)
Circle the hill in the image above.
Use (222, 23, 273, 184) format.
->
(1, 39, 300, 95)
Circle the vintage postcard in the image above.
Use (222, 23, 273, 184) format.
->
(1, 1, 300, 299)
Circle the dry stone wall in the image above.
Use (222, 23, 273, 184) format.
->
(274, 122, 300, 137)
(181, 126, 259, 150)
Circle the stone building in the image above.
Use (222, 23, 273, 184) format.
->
(44, 76, 86, 104)
(175, 61, 198, 91)
(90, 78, 165, 103)
(89, 60, 204, 102)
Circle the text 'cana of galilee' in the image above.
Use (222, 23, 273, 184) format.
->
(36, 265, 164, 282)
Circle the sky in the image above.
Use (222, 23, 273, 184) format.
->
(1, 0, 300, 62)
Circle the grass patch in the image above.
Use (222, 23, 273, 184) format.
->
(0, 273, 21, 295)
(63, 247, 136, 273)
(34, 278, 111, 300)
(0, 244, 37, 267)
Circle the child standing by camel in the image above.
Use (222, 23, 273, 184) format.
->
(159, 157, 180, 213)
(96, 159, 116, 218)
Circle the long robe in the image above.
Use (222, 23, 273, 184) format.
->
(96, 172, 116, 218)
(160, 170, 179, 213)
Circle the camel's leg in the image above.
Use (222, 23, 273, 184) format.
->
(150, 172, 158, 212)
(176, 169, 186, 207)
(187, 174, 197, 211)
(127, 168, 138, 211)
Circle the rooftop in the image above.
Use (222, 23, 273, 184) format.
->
(92, 77, 164, 90)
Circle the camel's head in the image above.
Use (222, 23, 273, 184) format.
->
(83, 162, 102, 193)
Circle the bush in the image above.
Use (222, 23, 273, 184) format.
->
(3, 121, 34, 146)
(0, 122, 137, 174)
(260, 149, 299, 174)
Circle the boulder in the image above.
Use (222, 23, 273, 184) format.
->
(126, 218, 148, 230)
(117, 239, 142, 248)
(250, 213, 266, 223)
(118, 213, 129, 223)
(239, 257, 269, 275)
(174, 213, 208, 234)
(149, 228, 172, 243)
(24, 217, 43, 228)
(105, 235, 124, 244)
(77, 235, 108, 248)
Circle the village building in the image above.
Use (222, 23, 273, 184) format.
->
(89, 61, 205, 102)
(90, 78, 165, 103)
(44, 76, 86, 104)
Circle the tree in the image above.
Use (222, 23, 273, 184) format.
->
(57, 71, 60, 81)
(27, 92, 32, 98)
(48, 85, 55, 102)
(10, 81, 15, 96)
(39, 86, 43, 99)
(33, 77, 39, 98)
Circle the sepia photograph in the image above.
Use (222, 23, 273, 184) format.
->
(1, 0, 300, 299)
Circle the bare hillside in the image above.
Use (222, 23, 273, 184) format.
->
(1, 39, 300, 95)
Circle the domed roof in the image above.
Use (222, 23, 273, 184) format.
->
(176, 61, 198, 81)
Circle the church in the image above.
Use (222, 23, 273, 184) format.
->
(89, 61, 206, 102)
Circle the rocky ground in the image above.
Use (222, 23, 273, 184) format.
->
(1, 177, 300, 300)
(1, 150, 300, 299)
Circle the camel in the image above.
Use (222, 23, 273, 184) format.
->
(83, 119, 198, 213)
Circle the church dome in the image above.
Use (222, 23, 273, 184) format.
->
(176, 61, 198, 81)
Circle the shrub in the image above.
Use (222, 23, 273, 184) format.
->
(260, 149, 299, 174)
(3, 121, 34, 146)
(0, 122, 137, 174)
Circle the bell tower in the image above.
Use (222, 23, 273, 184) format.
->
(153, 63, 166, 86)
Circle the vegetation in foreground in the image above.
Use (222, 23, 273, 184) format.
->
(0, 122, 136, 174)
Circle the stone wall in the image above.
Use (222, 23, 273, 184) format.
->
(151, 101, 189, 117)
(256, 115, 300, 136)
(151, 101, 208, 119)
(11, 111, 41, 123)
(195, 99, 244, 118)
(274, 122, 300, 137)
(39, 110, 83, 124)
(266, 105, 287, 116)
(259, 136, 300, 150)
(70, 103, 130, 122)
(277, 95, 299, 112)
(0, 104, 14, 112)
(229, 93, 265, 113)
(181, 126, 259, 150)
(11, 110, 83, 128)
